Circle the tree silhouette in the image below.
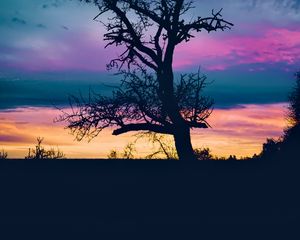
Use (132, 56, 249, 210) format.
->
(61, 0, 233, 160)
(261, 72, 300, 159)
(287, 72, 300, 126)
(283, 71, 300, 146)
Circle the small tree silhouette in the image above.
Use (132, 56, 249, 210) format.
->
(60, 0, 233, 160)
(25, 137, 65, 160)
(0, 149, 8, 160)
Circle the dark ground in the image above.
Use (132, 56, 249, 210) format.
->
(0, 158, 299, 239)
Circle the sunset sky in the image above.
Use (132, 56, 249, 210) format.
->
(1, 0, 300, 158)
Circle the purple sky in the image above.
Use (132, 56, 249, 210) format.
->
(0, 0, 299, 110)
(0, 0, 299, 74)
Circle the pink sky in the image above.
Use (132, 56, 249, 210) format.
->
(174, 26, 300, 71)
(2, 25, 299, 73)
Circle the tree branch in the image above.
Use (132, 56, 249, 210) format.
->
(110, 4, 160, 66)
(112, 123, 173, 135)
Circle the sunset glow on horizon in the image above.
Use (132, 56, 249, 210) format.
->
(0, 103, 287, 159)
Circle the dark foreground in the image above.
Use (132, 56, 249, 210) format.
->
(0, 159, 299, 239)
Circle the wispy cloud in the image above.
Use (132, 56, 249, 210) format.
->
(36, 23, 47, 29)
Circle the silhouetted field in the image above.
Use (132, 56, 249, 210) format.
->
(0, 158, 299, 238)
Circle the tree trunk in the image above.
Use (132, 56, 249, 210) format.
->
(173, 125, 196, 161)
(158, 64, 196, 160)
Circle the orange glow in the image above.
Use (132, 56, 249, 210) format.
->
(0, 104, 287, 159)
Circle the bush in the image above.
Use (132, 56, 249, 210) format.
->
(107, 143, 136, 159)
(194, 148, 213, 161)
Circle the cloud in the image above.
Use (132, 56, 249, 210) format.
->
(61, 25, 69, 30)
(36, 23, 47, 29)
(42, 1, 62, 9)
(11, 17, 26, 25)
(0, 135, 29, 143)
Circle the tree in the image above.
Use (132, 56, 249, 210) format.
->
(283, 71, 300, 146)
(25, 137, 65, 160)
(61, 0, 233, 160)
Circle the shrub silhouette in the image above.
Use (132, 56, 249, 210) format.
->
(107, 143, 136, 159)
(0, 149, 8, 160)
(25, 137, 65, 160)
(107, 149, 118, 159)
(194, 148, 213, 161)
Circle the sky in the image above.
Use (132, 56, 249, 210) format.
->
(0, 0, 299, 158)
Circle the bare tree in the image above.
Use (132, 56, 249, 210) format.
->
(61, 0, 233, 160)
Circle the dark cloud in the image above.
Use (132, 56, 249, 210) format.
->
(11, 17, 26, 25)
(291, 0, 300, 10)
(0, 68, 293, 111)
(42, 2, 61, 9)
(61, 25, 69, 30)
(36, 23, 47, 29)
(0, 73, 116, 110)
(275, 0, 300, 11)
(250, 0, 300, 12)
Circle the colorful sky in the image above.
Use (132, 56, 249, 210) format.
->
(0, 0, 299, 158)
